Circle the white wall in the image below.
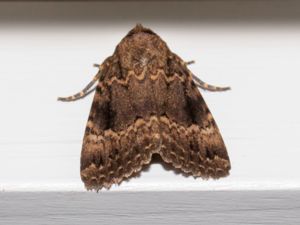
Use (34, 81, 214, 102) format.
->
(0, 1, 300, 191)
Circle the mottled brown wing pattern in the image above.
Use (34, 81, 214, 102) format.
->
(80, 57, 164, 190)
(79, 24, 230, 191)
(153, 54, 230, 179)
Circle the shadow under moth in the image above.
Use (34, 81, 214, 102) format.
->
(58, 24, 231, 191)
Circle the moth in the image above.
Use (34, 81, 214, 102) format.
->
(58, 24, 231, 191)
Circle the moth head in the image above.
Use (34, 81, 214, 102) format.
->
(116, 24, 169, 70)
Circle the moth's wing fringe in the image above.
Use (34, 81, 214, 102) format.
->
(80, 116, 230, 191)
(80, 117, 161, 191)
(159, 116, 231, 179)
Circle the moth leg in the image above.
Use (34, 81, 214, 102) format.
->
(192, 74, 231, 92)
(57, 73, 100, 102)
(185, 60, 195, 65)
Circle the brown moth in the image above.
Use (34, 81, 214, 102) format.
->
(58, 24, 231, 191)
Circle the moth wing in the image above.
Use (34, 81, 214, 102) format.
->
(158, 59, 231, 178)
(80, 65, 161, 191)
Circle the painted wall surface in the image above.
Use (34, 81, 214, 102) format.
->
(0, 1, 300, 191)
